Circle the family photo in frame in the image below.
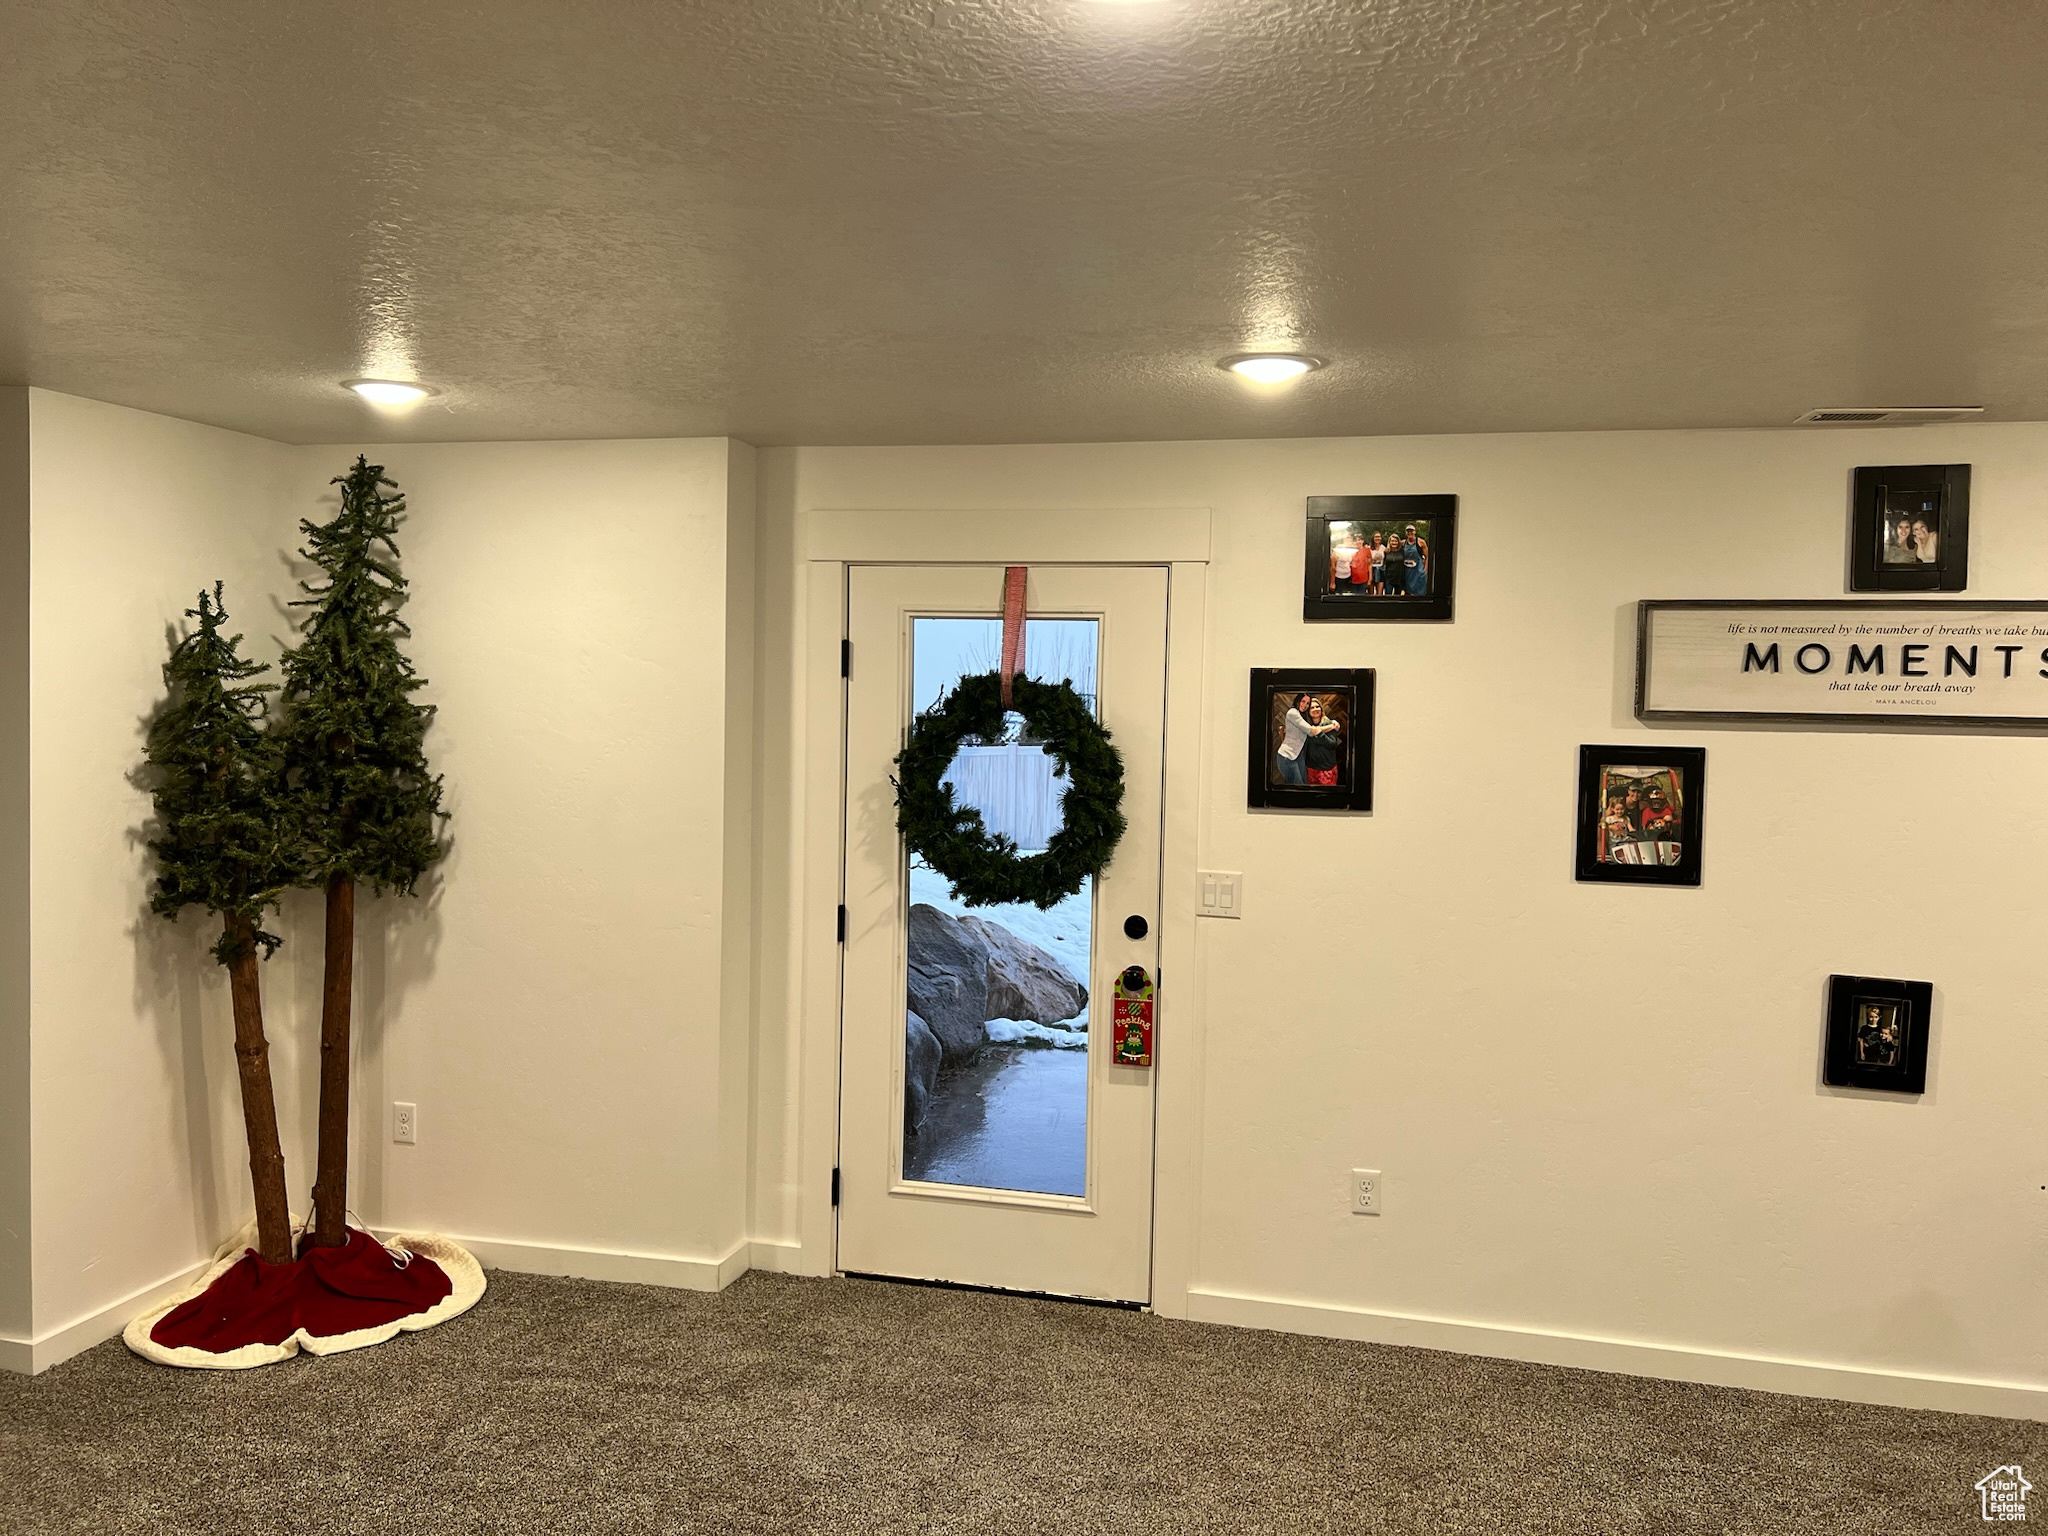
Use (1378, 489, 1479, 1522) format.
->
(1303, 494, 1456, 622)
(1573, 745, 1706, 886)
(1246, 668, 1375, 812)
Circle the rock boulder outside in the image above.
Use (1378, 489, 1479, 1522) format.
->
(903, 1010, 943, 1136)
(959, 914, 1088, 1026)
(905, 903, 990, 1063)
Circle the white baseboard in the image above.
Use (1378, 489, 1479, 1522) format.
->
(402, 1231, 754, 1293)
(423, 1231, 831, 1287)
(22, 1247, 2028, 1422)
(1186, 1287, 2048, 1423)
(371, 1230, 825, 1287)
(0, 1260, 211, 1376)
(0, 1231, 771, 1377)
(747, 1238, 819, 1275)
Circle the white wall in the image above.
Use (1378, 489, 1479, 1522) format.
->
(748, 450, 803, 1253)
(754, 424, 2048, 1407)
(15, 392, 2046, 1409)
(0, 388, 31, 1356)
(11, 404, 758, 1369)
(26, 390, 310, 1345)
(285, 437, 755, 1276)
(720, 443, 759, 1257)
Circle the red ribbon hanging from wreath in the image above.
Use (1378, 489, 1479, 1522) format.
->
(1000, 565, 1028, 708)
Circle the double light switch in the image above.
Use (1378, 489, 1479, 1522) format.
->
(1197, 871, 1243, 919)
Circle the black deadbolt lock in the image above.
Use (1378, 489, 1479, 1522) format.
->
(1122, 914, 1149, 940)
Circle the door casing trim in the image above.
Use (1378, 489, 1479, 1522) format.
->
(791, 510, 1209, 1318)
(805, 507, 1212, 564)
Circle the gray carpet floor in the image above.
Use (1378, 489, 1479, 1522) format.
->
(2, 1269, 2040, 1534)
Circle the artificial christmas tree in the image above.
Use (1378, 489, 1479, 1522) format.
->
(143, 585, 296, 1266)
(278, 456, 445, 1251)
(128, 540, 479, 1371)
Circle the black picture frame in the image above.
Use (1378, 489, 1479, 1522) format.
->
(1303, 495, 1457, 622)
(1573, 744, 1706, 886)
(1849, 464, 1969, 593)
(1247, 669, 1375, 812)
(1823, 974, 1932, 1094)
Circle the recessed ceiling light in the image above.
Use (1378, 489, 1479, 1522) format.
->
(342, 379, 435, 406)
(1220, 353, 1322, 384)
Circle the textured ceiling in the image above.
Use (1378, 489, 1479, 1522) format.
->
(2, 0, 2045, 445)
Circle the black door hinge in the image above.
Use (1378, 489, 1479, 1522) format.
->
(831, 1167, 841, 1206)
(841, 638, 852, 678)
(837, 904, 847, 942)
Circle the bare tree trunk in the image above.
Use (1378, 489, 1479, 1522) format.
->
(223, 913, 293, 1266)
(308, 871, 355, 1249)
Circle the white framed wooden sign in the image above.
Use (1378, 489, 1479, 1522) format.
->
(1636, 600, 2048, 726)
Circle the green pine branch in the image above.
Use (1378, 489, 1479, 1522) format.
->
(278, 456, 446, 893)
(142, 584, 293, 963)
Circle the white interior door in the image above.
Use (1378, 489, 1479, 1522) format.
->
(838, 564, 1167, 1304)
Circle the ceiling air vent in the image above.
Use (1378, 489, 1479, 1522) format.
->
(1794, 406, 1986, 426)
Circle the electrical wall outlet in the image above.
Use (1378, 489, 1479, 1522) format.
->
(393, 1101, 418, 1145)
(1351, 1168, 1382, 1216)
(1198, 870, 1243, 918)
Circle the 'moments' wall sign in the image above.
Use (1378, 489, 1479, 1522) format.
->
(1637, 601, 2048, 726)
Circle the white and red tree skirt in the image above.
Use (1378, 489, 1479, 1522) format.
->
(125, 1221, 484, 1370)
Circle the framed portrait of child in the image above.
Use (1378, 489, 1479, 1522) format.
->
(1822, 974, 1933, 1094)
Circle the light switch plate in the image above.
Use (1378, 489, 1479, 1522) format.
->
(1198, 870, 1243, 919)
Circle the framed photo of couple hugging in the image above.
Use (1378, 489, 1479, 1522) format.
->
(1247, 669, 1375, 812)
(1849, 463, 1969, 593)
(1303, 494, 1457, 622)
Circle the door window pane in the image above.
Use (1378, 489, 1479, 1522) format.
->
(902, 617, 1097, 1197)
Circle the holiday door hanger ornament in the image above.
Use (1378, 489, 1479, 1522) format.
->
(893, 566, 1127, 909)
(1112, 965, 1155, 1067)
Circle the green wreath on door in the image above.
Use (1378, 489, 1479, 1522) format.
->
(892, 671, 1126, 910)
